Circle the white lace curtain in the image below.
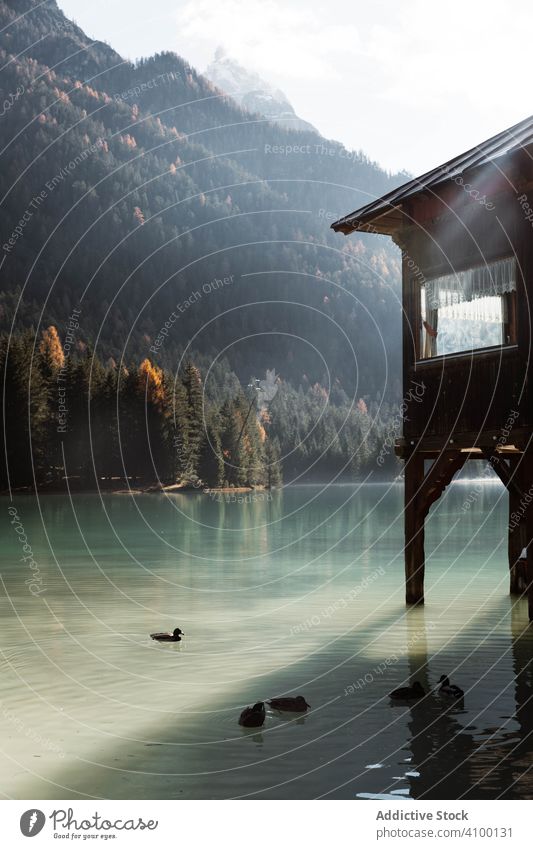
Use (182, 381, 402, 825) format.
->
(425, 257, 516, 312)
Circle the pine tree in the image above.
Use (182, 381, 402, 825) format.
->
(197, 411, 224, 487)
(264, 437, 283, 488)
(172, 377, 190, 482)
(181, 361, 205, 482)
(0, 331, 321, 490)
(0, 332, 49, 488)
(37, 325, 66, 480)
(39, 326, 65, 378)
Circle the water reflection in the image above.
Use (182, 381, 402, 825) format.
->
(268, 711, 309, 727)
(240, 730, 264, 748)
(396, 601, 533, 799)
(3, 485, 533, 799)
(496, 603, 533, 799)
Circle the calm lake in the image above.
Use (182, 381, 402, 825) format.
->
(2, 482, 533, 800)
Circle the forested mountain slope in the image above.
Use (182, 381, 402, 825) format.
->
(0, 0, 406, 486)
(0, 0, 403, 397)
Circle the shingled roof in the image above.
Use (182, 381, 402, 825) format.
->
(331, 113, 533, 236)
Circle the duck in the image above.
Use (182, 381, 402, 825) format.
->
(150, 627, 184, 642)
(239, 702, 266, 728)
(389, 681, 425, 701)
(267, 696, 310, 712)
(438, 675, 464, 699)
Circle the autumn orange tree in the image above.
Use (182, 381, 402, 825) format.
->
(39, 326, 65, 376)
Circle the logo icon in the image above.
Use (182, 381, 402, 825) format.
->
(20, 810, 46, 837)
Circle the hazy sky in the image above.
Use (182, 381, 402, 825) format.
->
(58, 0, 531, 175)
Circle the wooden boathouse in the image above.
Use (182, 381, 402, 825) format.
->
(332, 116, 533, 618)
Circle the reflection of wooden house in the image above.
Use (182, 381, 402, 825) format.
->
(332, 117, 533, 618)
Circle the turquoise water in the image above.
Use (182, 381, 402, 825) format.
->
(1, 482, 533, 799)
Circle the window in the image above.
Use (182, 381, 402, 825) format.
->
(419, 257, 517, 358)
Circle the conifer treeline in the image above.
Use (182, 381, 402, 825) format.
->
(1, 326, 401, 492)
(0, 327, 282, 491)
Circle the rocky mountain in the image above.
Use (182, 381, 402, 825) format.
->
(205, 47, 318, 134)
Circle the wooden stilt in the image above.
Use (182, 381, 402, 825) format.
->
(523, 452, 533, 622)
(508, 456, 526, 595)
(526, 558, 533, 623)
(403, 449, 467, 608)
(405, 452, 425, 606)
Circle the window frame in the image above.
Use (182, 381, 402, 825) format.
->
(416, 256, 518, 362)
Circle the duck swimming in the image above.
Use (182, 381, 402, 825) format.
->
(150, 627, 184, 642)
(267, 696, 310, 712)
(239, 702, 266, 727)
(389, 681, 425, 701)
(438, 675, 464, 699)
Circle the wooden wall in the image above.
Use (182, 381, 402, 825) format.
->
(398, 170, 533, 447)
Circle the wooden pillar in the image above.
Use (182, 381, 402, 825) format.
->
(508, 456, 527, 595)
(523, 452, 533, 622)
(405, 452, 425, 606)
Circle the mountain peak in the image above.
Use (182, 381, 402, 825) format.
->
(205, 49, 318, 135)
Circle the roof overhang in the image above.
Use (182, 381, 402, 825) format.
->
(331, 113, 533, 237)
(332, 203, 406, 236)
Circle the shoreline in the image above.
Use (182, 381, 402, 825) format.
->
(0, 475, 504, 497)
(1, 481, 276, 496)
